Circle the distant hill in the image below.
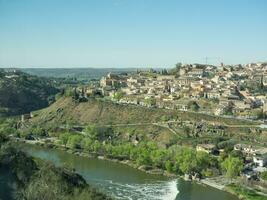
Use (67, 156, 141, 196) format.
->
(0, 70, 59, 116)
(16, 68, 138, 80)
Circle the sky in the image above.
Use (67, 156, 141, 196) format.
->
(0, 0, 266, 68)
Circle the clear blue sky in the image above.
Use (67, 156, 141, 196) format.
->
(0, 0, 266, 68)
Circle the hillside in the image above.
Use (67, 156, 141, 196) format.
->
(31, 97, 258, 126)
(0, 70, 59, 116)
(28, 97, 262, 145)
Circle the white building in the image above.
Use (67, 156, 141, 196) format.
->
(253, 148, 267, 167)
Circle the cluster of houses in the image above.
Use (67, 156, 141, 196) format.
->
(233, 143, 267, 181)
(81, 62, 267, 119)
(233, 144, 267, 167)
(195, 143, 267, 180)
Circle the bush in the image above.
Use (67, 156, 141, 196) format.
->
(67, 135, 83, 149)
(165, 160, 173, 173)
(260, 171, 267, 181)
(221, 156, 243, 178)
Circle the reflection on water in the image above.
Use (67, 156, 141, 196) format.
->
(20, 143, 238, 200)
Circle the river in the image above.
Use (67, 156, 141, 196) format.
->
(19, 144, 238, 200)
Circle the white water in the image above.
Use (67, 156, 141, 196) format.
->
(93, 179, 179, 200)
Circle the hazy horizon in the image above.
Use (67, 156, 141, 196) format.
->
(0, 0, 266, 68)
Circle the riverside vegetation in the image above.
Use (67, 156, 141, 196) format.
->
(56, 127, 243, 179)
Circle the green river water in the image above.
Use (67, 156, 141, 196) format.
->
(14, 144, 239, 200)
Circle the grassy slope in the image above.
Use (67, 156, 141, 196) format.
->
(27, 97, 261, 146)
(31, 97, 257, 126)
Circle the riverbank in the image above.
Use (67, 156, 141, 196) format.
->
(14, 138, 242, 198)
(225, 184, 267, 200)
(15, 138, 177, 177)
(15, 138, 267, 200)
(18, 141, 241, 200)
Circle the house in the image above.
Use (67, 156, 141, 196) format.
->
(232, 100, 251, 113)
(177, 77, 196, 86)
(204, 89, 220, 99)
(214, 106, 224, 115)
(175, 102, 188, 111)
(127, 76, 145, 86)
(253, 152, 267, 167)
(21, 113, 32, 122)
(234, 144, 257, 155)
(100, 73, 127, 88)
(196, 144, 215, 154)
(187, 68, 204, 78)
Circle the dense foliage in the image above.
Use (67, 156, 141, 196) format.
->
(221, 156, 244, 178)
(57, 129, 244, 178)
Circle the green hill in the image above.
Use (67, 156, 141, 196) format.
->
(0, 70, 59, 116)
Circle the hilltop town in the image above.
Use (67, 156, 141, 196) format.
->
(76, 62, 267, 121)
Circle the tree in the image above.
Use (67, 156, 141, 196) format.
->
(183, 126, 191, 137)
(161, 69, 168, 75)
(84, 125, 98, 139)
(59, 133, 70, 147)
(81, 138, 93, 151)
(188, 101, 200, 112)
(31, 127, 47, 137)
(175, 63, 182, 71)
(67, 135, 83, 149)
(196, 151, 210, 171)
(224, 101, 234, 115)
(84, 125, 113, 141)
(136, 148, 151, 166)
(216, 140, 235, 152)
(0, 133, 7, 144)
(260, 171, 267, 181)
(221, 156, 243, 178)
(144, 97, 156, 106)
(151, 149, 167, 168)
(91, 140, 102, 153)
(230, 150, 244, 161)
(0, 125, 18, 136)
(113, 91, 124, 101)
(175, 148, 197, 174)
(256, 109, 267, 120)
(165, 160, 173, 173)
